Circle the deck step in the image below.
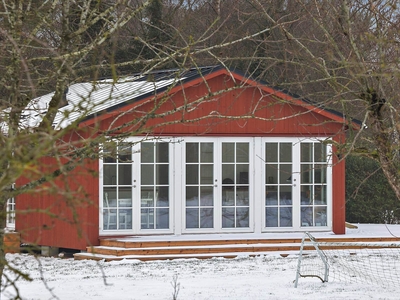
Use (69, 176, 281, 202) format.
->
(73, 236, 400, 262)
(98, 236, 400, 248)
(85, 243, 303, 256)
(73, 250, 298, 262)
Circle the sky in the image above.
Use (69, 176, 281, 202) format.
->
(2, 224, 400, 300)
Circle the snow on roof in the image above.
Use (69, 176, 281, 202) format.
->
(2, 66, 218, 132)
(52, 76, 178, 129)
(20, 75, 182, 130)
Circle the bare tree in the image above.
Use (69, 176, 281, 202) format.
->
(0, 0, 159, 293)
(2, 0, 400, 297)
(0, 1, 291, 294)
(213, 0, 400, 199)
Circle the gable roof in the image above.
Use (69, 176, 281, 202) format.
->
(17, 65, 359, 130)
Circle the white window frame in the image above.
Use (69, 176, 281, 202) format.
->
(99, 137, 174, 235)
(99, 137, 332, 235)
(261, 137, 332, 232)
(6, 196, 15, 229)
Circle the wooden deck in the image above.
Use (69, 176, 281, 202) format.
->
(73, 234, 400, 262)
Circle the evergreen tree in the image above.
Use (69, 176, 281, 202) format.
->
(346, 156, 400, 224)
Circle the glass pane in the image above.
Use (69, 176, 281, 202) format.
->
(301, 186, 312, 205)
(315, 165, 327, 183)
(314, 207, 327, 226)
(141, 142, 154, 163)
(119, 209, 132, 229)
(104, 188, 117, 207)
(186, 186, 199, 206)
(156, 164, 169, 185)
(314, 143, 327, 162)
(186, 208, 199, 228)
(301, 143, 312, 162)
(200, 208, 213, 228)
(186, 165, 199, 184)
(279, 186, 292, 205)
(156, 186, 169, 207)
(280, 207, 292, 227)
(266, 143, 278, 162)
(222, 187, 235, 206)
(156, 143, 169, 163)
(118, 188, 132, 207)
(280, 143, 292, 162)
(200, 164, 213, 184)
(237, 187, 249, 206)
(141, 208, 154, 229)
(236, 143, 249, 163)
(314, 185, 326, 205)
(141, 188, 154, 207)
(266, 164, 277, 184)
(186, 143, 198, 163)
(200, 143, 213, 163)
(104, 156, 116, 163)
(222, 143, 234, 163)
(301, 207, 313, 226)
(222, 164, 235, 184)
(103, 165, 117, 185)
(222, 208, 235, 228)
(118, 143, 131, 162)
(266, 207, 278, 227)
(266, 190, 278, 205)
(118, 165, 131, 185)
(301, 164, 313, 184)
(279, 164, 292, 184)
(103, 143, 117, 163)
(236, 208, 249, 227)
(200, 186, 213, 206)
(103, 209, 117, 230)
(239, 171, 249, 184)
(141, 165, 154, 185)
(237, 165, 249, 184)
(156, 208, 169, 229)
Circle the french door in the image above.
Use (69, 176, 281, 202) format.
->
(100, 137, 331, 234)
(100, 139, 173, 234)
(183, 138, 253, 233)
(262, 139, 331, 230)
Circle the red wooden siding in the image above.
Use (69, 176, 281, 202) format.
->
(94, 74, 345, 137)
(332, 132, 346, 234)
(16, 157, 99, 250)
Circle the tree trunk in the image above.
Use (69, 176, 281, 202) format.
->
(0, 197, 7, 285)
(366, 90, 400, 201)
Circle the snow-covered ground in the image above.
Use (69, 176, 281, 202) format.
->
(2, 224, 400, 300)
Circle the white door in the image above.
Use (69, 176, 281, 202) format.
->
(136, 141, 172, 232)
(183, 138, 253, 233)
(100, 139, 173, 234)
(101, 142, 134, 232)
(262, 139, 331, 230)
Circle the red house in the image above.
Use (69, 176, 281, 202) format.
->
(15, 66, 357, 253)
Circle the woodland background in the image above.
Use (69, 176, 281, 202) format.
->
(1, 0, 400, 233)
